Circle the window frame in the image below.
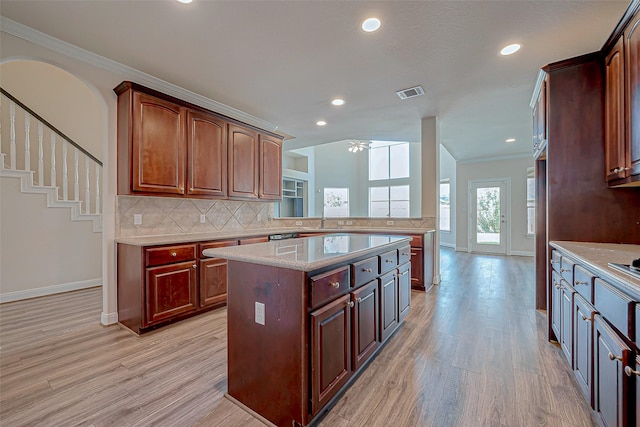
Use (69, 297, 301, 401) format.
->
(439, 179, 451, 232)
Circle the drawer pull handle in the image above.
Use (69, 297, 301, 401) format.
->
(550, 260, 559, 264)
(574, 280, 588, 286)
(401, 252, 410, 256)
(400, 271, 409, 276)
(385, 259, 394, 263)
(608, 352, 622, 362)
(560, 268, 570, 273)
(347, 301, 355, 308)
(580, 314, 590, 322)
(192, 264, 197, 269)
(625, 366, 640, 377)
(330, 281, 340, 289)
(411, 252, 417, 256)
(172, 252, 177, 257)
(356, 297, 362, 303)
(362, 268, 372, 273)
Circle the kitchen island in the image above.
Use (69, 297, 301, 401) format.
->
(202, 233, 412, 427)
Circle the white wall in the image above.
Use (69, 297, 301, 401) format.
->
(456, 156, 535, 255)
(439, 145, 456, 248)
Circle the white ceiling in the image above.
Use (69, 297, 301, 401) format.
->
(0, 0, 628, 162)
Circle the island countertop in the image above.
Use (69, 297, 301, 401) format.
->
(202, 233, 412, 272)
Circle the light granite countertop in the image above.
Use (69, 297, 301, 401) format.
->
(115, 227, 434, 246)
(549, 241, 640, 297)
(202, 233, 412, 272)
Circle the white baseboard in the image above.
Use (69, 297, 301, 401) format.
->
(439, 242, 455, 248)
(455, 247, 468, 252)
(101, 311, 118, 325)
(0, 279, 101, 303)
(511, 251, 535, 257)
(432, 274, 441, 285)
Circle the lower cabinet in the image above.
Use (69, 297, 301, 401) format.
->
(561, 281, 575, 367)
(351, 280, 379, 371)
(573, 293, 596, 406)
(629, 356, 640, 426)
(380, 270, 399, 343)
(594, 315, 633, 427)
(310, 294, 352, 415)
(551, 270, 563, 341)
(145, 260, 198, 324)
(398, 262, 411, 323)
(199, 240, 237, 308)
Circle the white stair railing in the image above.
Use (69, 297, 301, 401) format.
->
(0, 88, 103, 217)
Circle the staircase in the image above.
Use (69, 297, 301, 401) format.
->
(0, 89, 102, 232)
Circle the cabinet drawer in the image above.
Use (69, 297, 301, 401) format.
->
(351, 257, 379, 288)
(408, 234, 423, 248)
(573, 265, 595, 304)
(379, 250, 398, 275)
(309, 266, 350, 309)
(560, 257, 574, 284)
(199, 239, 238, 256)
(550, 250, 562, 273)
(594, 278, 635, 339)
(398, 245, 411, 266)
(146, 244, 196, 267)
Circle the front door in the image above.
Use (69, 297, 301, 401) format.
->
(469, 180, 508, 254)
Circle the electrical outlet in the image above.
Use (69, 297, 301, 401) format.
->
(200, 214, 206, 223)
(295, 221, 303, 226)
(346, 220, 353, 225)
(338, 220, 344, 226)
(386, 220, 394, 226)
(133, 214, 142, 225)
(255, 302, 265, 325)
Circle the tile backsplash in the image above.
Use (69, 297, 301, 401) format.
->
(117, 196, 274, 237)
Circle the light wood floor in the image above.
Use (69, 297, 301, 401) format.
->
(0, 249, 599, 427)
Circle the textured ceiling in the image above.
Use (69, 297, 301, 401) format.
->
(0, 0, 628, 161)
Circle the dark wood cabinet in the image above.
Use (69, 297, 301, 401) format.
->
(379, 270, 399, 343)
(605, 36, 627, 182)
(410, 246, 423, 288)
(310, 294, 352, 415)
(573, 293, 596, 407)
(238, 236, 269, 245)
(351, 280, 379, 371)
(259, 134, 282, 200)
(551, 271, 562, 341)
(398, 262, 411, 323)
(187, 110, 227, 197)
(561, 281, 575, 367)
(145, 260, 198, 324)
(199, 240, 237, 308)
(130, 91, 186, 195)
(625, 9, 640, 178)
(627, 356, 640, 426)
(594, 315, 633, 427)
(228, 124, 259, 199)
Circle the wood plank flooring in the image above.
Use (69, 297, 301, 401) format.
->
(0, 249, 599, 426)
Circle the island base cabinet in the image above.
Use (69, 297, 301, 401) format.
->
(311, 294, 352, 416)
(551, 271, 562, 341)
(398, 262, 411, 323)
(594, 315, 632, 427)
(380, 271, 399, 343)
(351, 280, 379, 371)
(561, 282, 575, 367)
(573, 293, 596, 407)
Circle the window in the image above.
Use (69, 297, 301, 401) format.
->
(369, 185, 410, 217)
(323, 188, 349, 217)
(369, 141, 410, 180)
(439, 179, 451, 231)
(527, 167, 535, 235)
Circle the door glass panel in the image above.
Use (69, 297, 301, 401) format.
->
(475, 186, 500, 245)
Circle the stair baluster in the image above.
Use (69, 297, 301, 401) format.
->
(38, 122, 44, 186)
(85, 154, 90, 214)
(73, 147, 79, 201)
(24, 112, 30, 172)
(50, 134, 56, 187)
(62, 141, 68, 201)
(10, 100, 16, 170)
(95, 167, 100, 215)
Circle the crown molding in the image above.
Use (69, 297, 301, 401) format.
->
(457, 152, 532, 164)
(0, 17, 280, 133)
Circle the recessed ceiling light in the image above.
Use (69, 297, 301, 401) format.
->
(506, 138, 516, 143)
(331, 98, 345, 106)
(316, 120, 327, 126)
(362, 18, 381, 32)
(500, 44, 521, 56)
(176, 0, 193, 3)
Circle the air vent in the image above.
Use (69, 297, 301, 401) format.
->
(396, 85, 425, 100)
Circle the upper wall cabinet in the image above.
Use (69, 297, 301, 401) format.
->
(115, 81, 283, 200)
(604, 7, 640, 186)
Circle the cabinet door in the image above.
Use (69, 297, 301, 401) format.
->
(594, 315, 632, 427)
(199, 257, 228, 308)
(398, 262, 411, 323)
(561, 281, 575, 367)
(351, 280, 379, 371)
(379, 271, 399, 342)
(573, 293, 596, 407)
(410, 247, 424, 288)
(228, 124, 259, 199)
(551, 271, 562, 341)
(259, 134, 282, 200)
(145, 260, 197, 325)
(605, 36, 627, 182)
(627, 356, 640, 426)
(625, 11, 640, 176)
(132, 92, 185, 194)
(310, 294, 352, 415)
(186, 110, 227, 197)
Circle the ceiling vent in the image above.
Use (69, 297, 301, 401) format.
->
(396, 85, 425, 100)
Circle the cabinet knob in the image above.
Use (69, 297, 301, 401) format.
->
(192, 264, 197, 269)
(356, 297, 362, 303)
(362, 268, 372, 273)
(386, 259, 394, 263)
(625, 366, 640, 377)
(608, 352, 622, 362)
(411, 252, 417, 256)
(580, 314, 590, 322)
(347, 301, 355, 308)
(190, 188, 194, 191)
(172, 252, 177, 257)
(330, 281, 340, 289)
(574, 280, 587, 286)
(401, 252, 409, 257)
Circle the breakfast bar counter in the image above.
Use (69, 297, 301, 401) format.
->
(203, 233, 413, 427)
